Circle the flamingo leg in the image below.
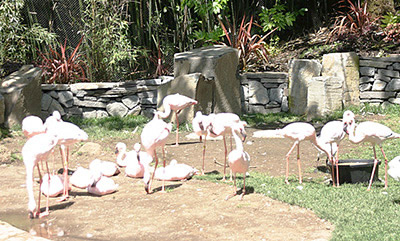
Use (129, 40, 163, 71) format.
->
(36, 164, 43, 218)
(379, 146, 388, 189)
(297, 143, 302, 184)
(240, 174, 246, 200)
(201, 136, 207, 175)
(329, 144, 336, 187)
(147, 152, 159, 194)
(225, 173, 237, 200)
(335, 146, 340, 187)
(39, 160, 51, 218)
(161, 149, 166, 193)
(175, 111, 179, 146)
(222, 136, 228, 182)
(285, 141, 298, 184)
(367, 146, 379, 191)
(58, 145, 69, 201)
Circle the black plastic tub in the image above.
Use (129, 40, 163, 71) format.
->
(327, 159, 381, 185)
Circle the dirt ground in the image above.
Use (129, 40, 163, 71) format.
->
(0, 126, 353, 241)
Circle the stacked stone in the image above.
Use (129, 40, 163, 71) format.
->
(359, 56, 400, 105)
(41, 77, 173, 119)
(240, 72, 288, 114)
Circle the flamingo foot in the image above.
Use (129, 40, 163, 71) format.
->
(225, 192, 237, 201)
(39, 211, 49, 218)
(285, 179, 290, 185)
(57, 195, 69, 202)
(29, 211, 39, 219)
(239, 192, 246, 201)
(200, 170, 205, 176)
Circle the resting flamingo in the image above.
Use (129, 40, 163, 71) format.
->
(192, 111, 216, 175)
(141, 112, 172, 193)
(254, 122, 331, 184)
(317, 110, 355, 186)
(45, 111, 88, 200)
(125, 143, 153, 178)
(22, 115, 45, 139)
(225, 122, 250, 201)
(157, 93, 197, 145)
(22, 132, 58, 218)
(346, 117, 400, 190)
(206, 113, 247, 181)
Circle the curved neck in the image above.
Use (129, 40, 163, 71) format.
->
(158, 104, 171, 118)
(347, 123, 363, 144)
(232, 129, 243, 152)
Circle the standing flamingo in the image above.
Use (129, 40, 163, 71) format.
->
(254, 122, 331, 184)
(22, 115, 45, 139)
(157, 93, 197, 145)
(141, 112, 172, 193)
(22, 132, 58, 218)
(225, 122, 250, 201)
(206, 113, 247, 181)
(45, 111, 88, 200)
(192, 111, 216, 175)
(346, 118, 400, 190)
(317, 110, 355, 186)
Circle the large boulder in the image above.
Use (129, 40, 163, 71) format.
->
(288, 59, 322, 115)
(0, 65, 42, 128)
(322, 52, 360, 106)
(307, 76, 343, 118)
(174, 45, 241, 116)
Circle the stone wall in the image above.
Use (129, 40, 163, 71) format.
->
(358, 56, 400, 106)
(240, 72, 289, 114)
(41, 77, 173, 119)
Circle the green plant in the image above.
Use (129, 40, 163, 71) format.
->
(37, 37, 87, 84)
(259, 3, 307, 32)
(0, 0, 56, 75)
(328, 0, 379, 42)
(219, 15, 275, 71)
(79, 0, 141, 81)
(381, 11, 400, 28)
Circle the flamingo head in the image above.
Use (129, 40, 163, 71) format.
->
(342, 110, 355, 134)
(115, 142, 126, 155)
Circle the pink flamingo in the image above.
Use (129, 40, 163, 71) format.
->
(87, 176, 118, 196)
(141, 113, 172, 193)
(225, 122, 250, 201)
(346, 118, 400, 190)
(206, 113, 247, 181)
(254, 122, 331, 184)
(157, 93, 197, 145)
(45, 111, 88, 201)
(22, 115, 45, 139)
(40, 173, 66, 197)
(70, 167, 100, 189)
(22, 132, 58, 218)
(125, 143, 153, 178)
(192, 111, 216, 175)
(154, 159, 198, 181)
(317, 110, 355, 186)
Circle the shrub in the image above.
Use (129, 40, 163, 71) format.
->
(37, 37, 87, 84)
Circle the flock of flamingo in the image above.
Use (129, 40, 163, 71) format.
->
(20, 93, 400, 219)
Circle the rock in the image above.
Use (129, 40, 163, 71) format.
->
(359, 76, 374, 84)
(360, 91, 395, 100)
(248, 81, 269, 105)
(269, 83, 286, 103)
(96, 110, 109, 118)
(372, 80, 387, 91)
(0, 65, 43, 127)
(122, 95, 139, 109)
(359, 59, 391, 68)
(307, 76, 343, 117)
(174, 45, 241, 116)
(106, 102, 128, 117)
(386, 78, 400, 91)
(288, 59, 322, 115)
(359, 67, 375, 76)
(359, 83, 372, 91)
(41, 93, 53, 111)
(48, 99, 65, 116)
(58, 91, 74, 108)
(127, 105, 141, 116)
(378, 69, 399, 78)
(322, 52, 360, 107)
(83, 110, 97, 119)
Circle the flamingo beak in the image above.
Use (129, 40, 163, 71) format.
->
(144, 182, 150, 194)
(115, 149, 119, 155)
(343, 123, 349, 135)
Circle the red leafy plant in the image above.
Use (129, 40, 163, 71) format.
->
(219, 15, 276, 71)
(37, 36, 87, 84)
(328, 0, 379, 42)
(383, 23, 400, 44)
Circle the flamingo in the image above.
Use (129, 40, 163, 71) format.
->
(115, 142, 136, 167)
(22, 132, 58, 218)
(388, 156, 400, 181)
(154, 159, 198, 181)
(87, 176, 118, 196)
(40, 173, 66, 197)
(70, 167, 101, 189)
(141, 112, 172, 193)
(89, 159, 120, 177)
(225, 122, 250, 201)
(254, 122, 331, 184)
(44, 111, 88, 201)
(192, 111, 216, 175)
(125, 143, 153, 178)
(346, 118, 400, 190)
(22, 115, 45, 139)
(206, 113, 247, 181)
(317, 110, 355, 186)
(157, 93, 198, 145)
